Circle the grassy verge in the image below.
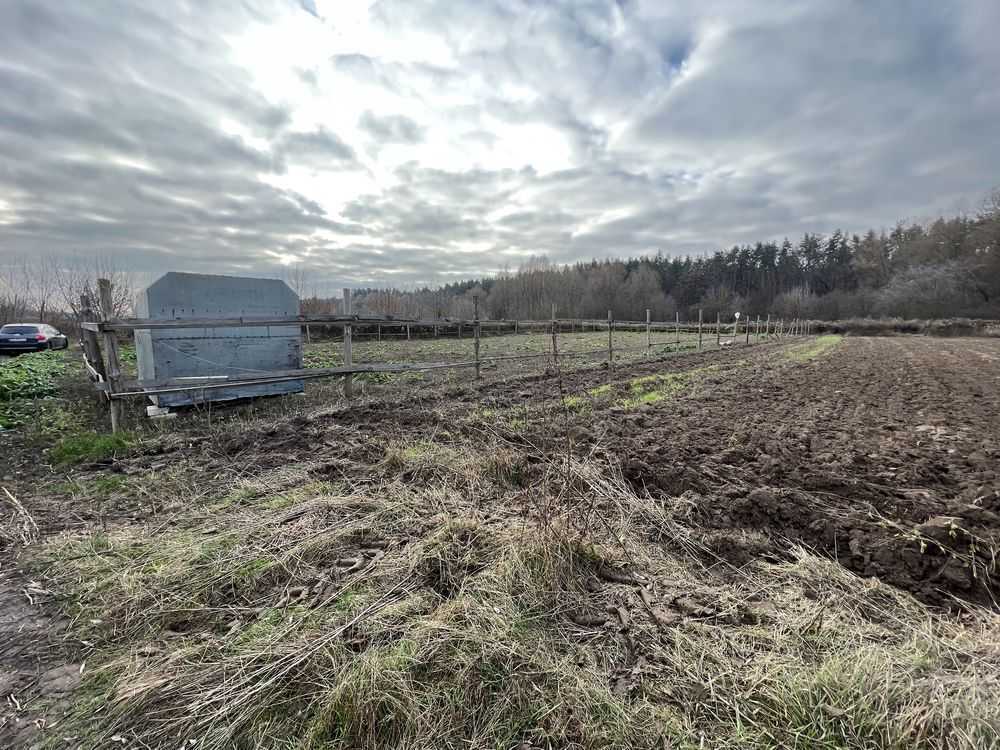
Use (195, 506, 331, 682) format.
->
(35, 429, 1000, 749)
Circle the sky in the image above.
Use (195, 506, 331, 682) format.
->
(1, 0, 998, 292)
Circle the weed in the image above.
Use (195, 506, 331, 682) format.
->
(561, 394, 589, 411)
(587, 383, 612, 397)
(49, 431, 130, 464)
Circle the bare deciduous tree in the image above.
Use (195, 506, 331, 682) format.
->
(51, 255, 135, 320)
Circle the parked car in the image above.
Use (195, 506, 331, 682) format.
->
(0, 324, 70, 353)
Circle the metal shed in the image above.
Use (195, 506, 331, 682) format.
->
(134, 272, 303, 407)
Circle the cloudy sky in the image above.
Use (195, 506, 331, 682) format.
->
(1, 0, 998, 290)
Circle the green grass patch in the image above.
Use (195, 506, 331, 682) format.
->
(785, 334, 843, 362)
(0, 350, 66, 401)
(49, 431, 130, 464)
(561, 394, 589, 411)
(211, 480, 344, 512)
(469, 404, 534, 433)
(0, 397, 82, 432)
(58, 474, 130, 499)
(616, 371, 690, 410)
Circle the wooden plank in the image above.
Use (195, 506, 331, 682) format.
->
(93, 313, 507, 332)
(645, 309, 651, 352)
(607, 310, 613, 366)
(474, 296, 482, 380)
(79, 295, 107, 384)
(111, 339, 708, 401)
(98, 279, 123, 433)
(343, 288, 353, 399)
(93, 312, 724, 333)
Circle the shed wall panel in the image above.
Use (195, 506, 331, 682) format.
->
(134, 272, 303, 407)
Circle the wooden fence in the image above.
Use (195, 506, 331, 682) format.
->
(80, 281, 813, 432)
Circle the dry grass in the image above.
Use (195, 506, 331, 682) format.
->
(35, 428, 1000, 749)
(1, 486, 38, 549)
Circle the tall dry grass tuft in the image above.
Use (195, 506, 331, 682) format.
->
(37, 429, 1000, 749)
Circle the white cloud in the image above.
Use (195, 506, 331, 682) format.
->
(0, 0, 998, 287)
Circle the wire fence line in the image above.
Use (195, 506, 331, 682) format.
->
(79, 281, 812, 432)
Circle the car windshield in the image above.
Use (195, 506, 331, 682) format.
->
(1, 325, 39, 334)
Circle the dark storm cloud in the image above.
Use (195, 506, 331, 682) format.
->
(1, 0, 999, 288)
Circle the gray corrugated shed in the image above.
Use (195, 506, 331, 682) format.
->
(135, 272, 303, 407)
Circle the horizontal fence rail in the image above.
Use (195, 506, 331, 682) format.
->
(79, 280, 813, 432)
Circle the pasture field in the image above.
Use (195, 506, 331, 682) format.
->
(1, 334, 999, 748)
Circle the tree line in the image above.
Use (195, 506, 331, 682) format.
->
(351, 191, 1000, 322)
(4, 192, 998, 328)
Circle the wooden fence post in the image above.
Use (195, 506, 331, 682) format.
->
(716, 313, 721, 347)
(97, 279, 123, 433)
(756, 315, 761, 341)
(406, 324, 411, 341)
(675, 311, 680, 346)
(698, 309, 703, 351)
(646, 309, 651, 353)
(474, 296, 481, 380)
(550, 303, 558, 368)
(343, 288, 353, 399)
(732, 316, 738, 345)
(79, 293, 107, 386)
(745, 316, 751, 345)
(607, 310, 613, 366)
